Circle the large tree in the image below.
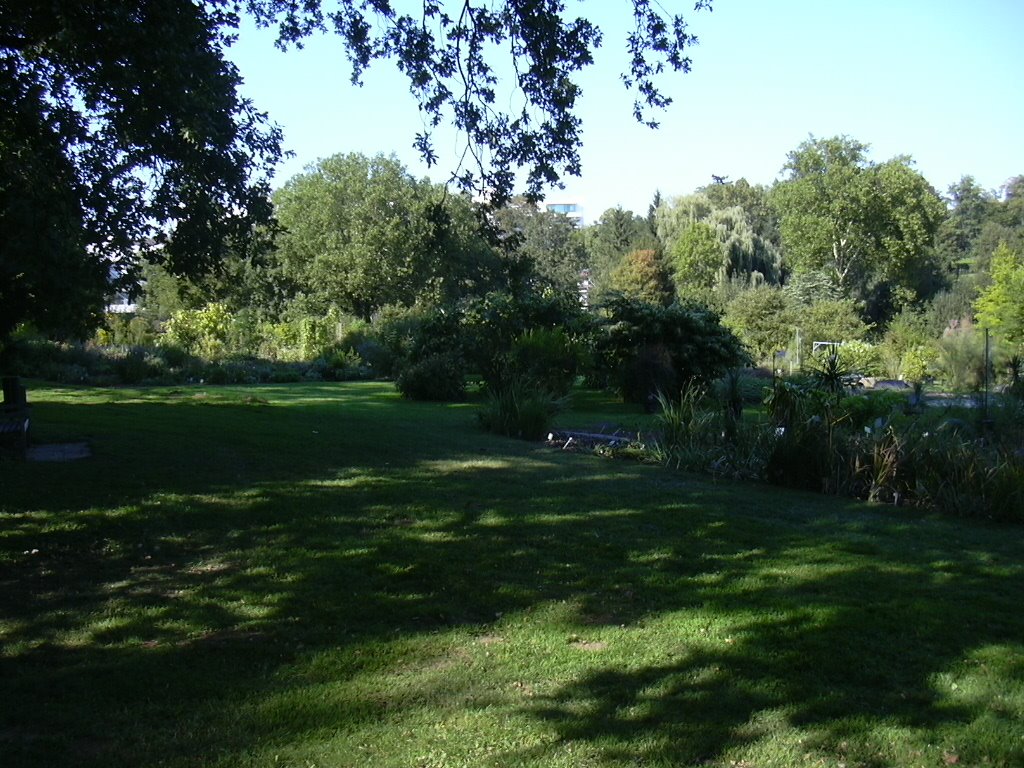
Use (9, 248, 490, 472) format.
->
(583, 206, 660, 300)
(491, 197, 587, 299)
(935, 176, 997, 273)
(2, 0, 712, 346)
(1, 0, 283, 344)
(771, 136, 945, 314)
(669, 220, 724, 292)
(273, 153, 503, 319)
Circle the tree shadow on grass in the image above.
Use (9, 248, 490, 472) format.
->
(1, 388, 1023, 766)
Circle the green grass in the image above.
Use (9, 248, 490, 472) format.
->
(1, 381, 1022, 768)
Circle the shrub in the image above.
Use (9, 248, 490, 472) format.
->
(153, 343, 193, 370)
(506, 327, 578, 397)
(796, 298, 871, 350)
(807, 352, 849, 402)
(596, 295, 748, 404)
(321, 348, 371, 381)
(839, 340, 883, 377)
(111, 346, 158, 384)
(395, 353, 466, 401)
(477, 375, 564, 440)
(371, 303, 434, 375)
(99, 314, 156, 347)
(459, 291, 586, 387)
(893, 345, 936, 383)
(836, 391, 907, 431)
(848, 424, 914, 505)
(717, 368, 744, 421)
(761, 379, 837, 490)
(621, 343, 677, 407)
(911, 432, 1024, 522)
(650, 387, 713, 468)
(269, 366, 304, 383)
(933, 322, 988, 392)
(164, 303, 232, 358)
(722, 286, 796, 365)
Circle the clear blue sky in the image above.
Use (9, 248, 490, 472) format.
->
(228, 0, 1024, 221)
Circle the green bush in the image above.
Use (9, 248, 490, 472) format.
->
(839, 340, 883, 376)
(111, 346, 159, 384)
(722, 286, 796, 365)
(321, 348, 371, 381)
(371, 304, 434, 375)
(98, 314, 156, 347)
(477, 375, 564, 440)
(164, 303, 232, 358)
(596, 296, 748, 405)
(796, 298, 871, 350)
(933, 323, 988, 392)
(395, 353, 466, 401)
(153, 343, 193, 370)
(650, 387, 714, 469)
(836, 391, 907, 431)
(912, 432, 1024, 522)
(506, 327, 578, 397)
(460, 291, 586, 387)
(620, 343, 677, 407)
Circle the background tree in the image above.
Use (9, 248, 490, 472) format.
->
(1, 0, 710, 350)
(609, 249, 675, 306)
(669, 221, 725, 294)
(975, 242, 1024, 351)
(654, 193, 714, 252)
(935, 176, 997, 274)
(771, 136, 876, 293)
(771, 136, 944, 318)
(706, 206, 782, 285)
(582, 207, 660, 299)
(700, 178, 780, 248)
(272, 153, 503, 320)
(491, 198, 587, 299)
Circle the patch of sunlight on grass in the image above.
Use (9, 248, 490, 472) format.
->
(414, 456, 543, 474)
(936, 644, 1024, 718)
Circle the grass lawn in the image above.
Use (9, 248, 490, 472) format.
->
(1, 381, 1022, 768)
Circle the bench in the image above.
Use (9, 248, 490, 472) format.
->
(1, 376, 30, 460)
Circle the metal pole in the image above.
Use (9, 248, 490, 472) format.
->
(984, 328, 990, 421)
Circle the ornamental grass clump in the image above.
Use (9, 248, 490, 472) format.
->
(477, 373, 565, 440)
(650, 386, 712, 469)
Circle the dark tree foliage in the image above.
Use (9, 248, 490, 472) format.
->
(1, 0, 283, 343)
(247, 0, 712, 202)
(596, 295, 747, 403)
(2, 0, 710, 347)
(248, 0, 712, 201)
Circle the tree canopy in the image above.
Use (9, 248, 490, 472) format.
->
(272, 153, 503, 320)
(771, 136, 945, 312)
(491, 198, 587, 300)
(1, 0, 283, 342)
(975, 241, 1024, 351)
(1, 0, 711, 345)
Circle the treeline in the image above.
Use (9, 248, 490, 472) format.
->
(12, 136, 1024, 399)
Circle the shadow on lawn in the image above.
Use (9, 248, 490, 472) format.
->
(1, 389, 1023, 766)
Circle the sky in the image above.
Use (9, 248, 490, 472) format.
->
(228, 0, 1024, 223)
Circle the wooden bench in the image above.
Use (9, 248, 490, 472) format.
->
(1, 376, 30, 460)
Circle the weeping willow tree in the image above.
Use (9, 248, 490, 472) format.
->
(707, 206, 783, 285)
